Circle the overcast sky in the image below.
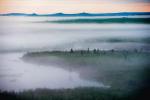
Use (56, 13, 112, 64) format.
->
(0, 0, 150, 14)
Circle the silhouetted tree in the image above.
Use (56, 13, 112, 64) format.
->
(87, 48, 90, 53)
(111, 49, 114, 53)
(70, 48, 74, 53)
(93, 49, 97, 54)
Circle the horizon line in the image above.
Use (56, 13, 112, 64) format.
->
(1, 11, 150, 15)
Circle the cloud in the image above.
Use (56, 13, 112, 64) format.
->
(130, 0, 150, 3)
(103, 0, 150, 4)
(112, 0, 150, 3)
(91, 0, 150, 3)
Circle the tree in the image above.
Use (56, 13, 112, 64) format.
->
(93, 49, 97, 54)
(87, 48, 90, 53)
(70, 48, 74, 53)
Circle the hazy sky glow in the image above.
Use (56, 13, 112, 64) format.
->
(0, 0, 150, 14)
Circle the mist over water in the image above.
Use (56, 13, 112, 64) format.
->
(0, 16, 150, 91)
(0, 16, 150, 52)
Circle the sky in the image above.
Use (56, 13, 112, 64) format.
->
(0, 0, 150, 14)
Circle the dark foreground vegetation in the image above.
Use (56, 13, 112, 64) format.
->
(0, 84, 150, 100)
(0, 88, 131, 100)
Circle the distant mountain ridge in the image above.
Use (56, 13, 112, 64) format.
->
(1, 12, 150, 17)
